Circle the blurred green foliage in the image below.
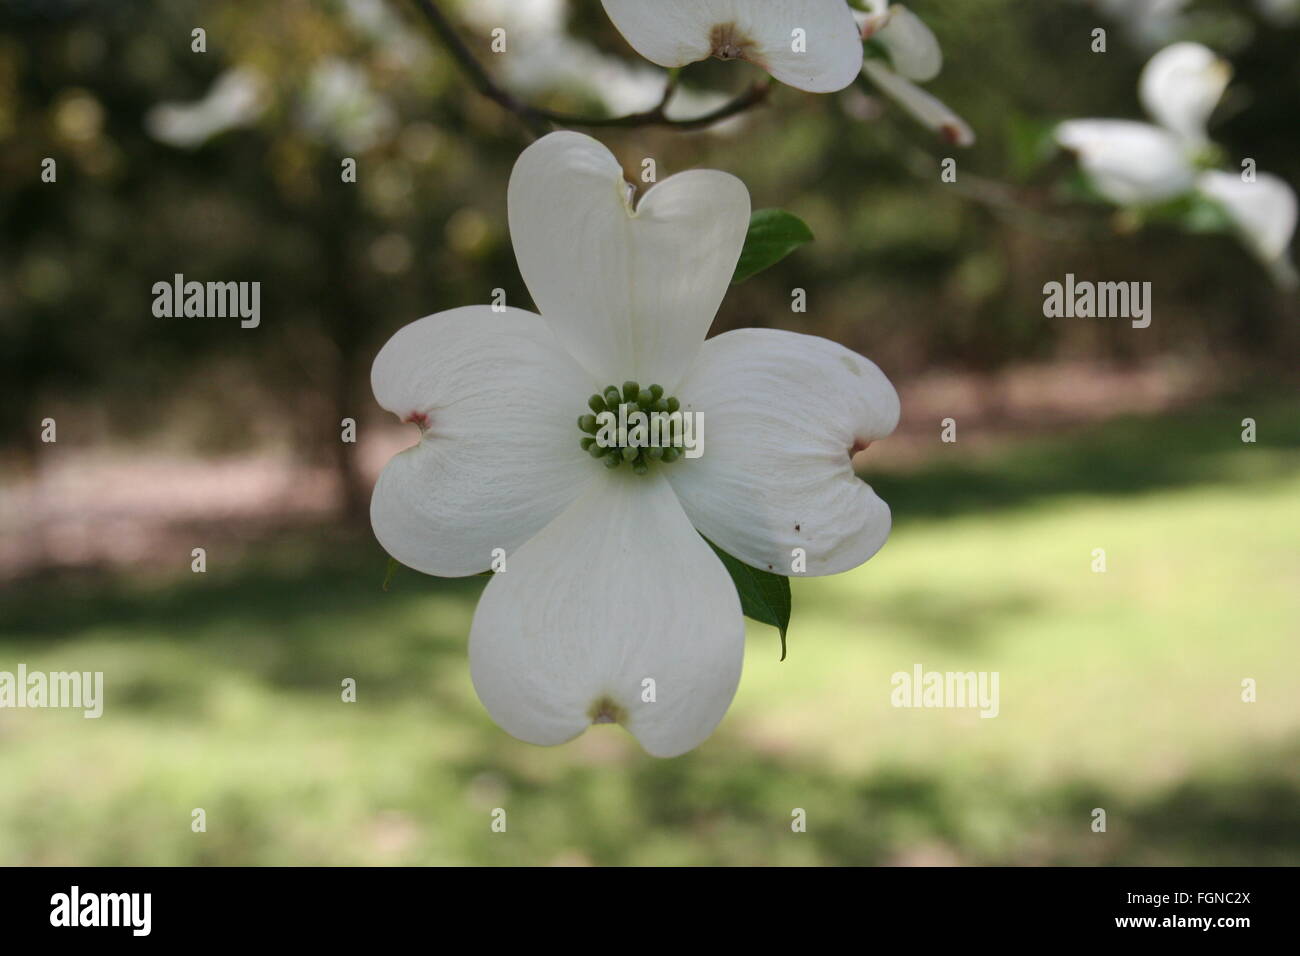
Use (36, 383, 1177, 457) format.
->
(2, 0, 1297, 484)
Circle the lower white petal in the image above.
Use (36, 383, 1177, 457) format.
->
(370, 306, 597, 576)
(469, 472, 745, 758)
(1198, 169, 1299, 289)
(668, 328, 900, 577)
(601, 0, 863, 94)
(1055, 119, 1194, 206)
(863, 60, 974, 146)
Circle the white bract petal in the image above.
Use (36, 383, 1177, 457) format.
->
(469, 473, 745, 758)
(370, 306, 597, 577)
(1139, 42, 1230, 147)
(600, 0, 864, 93)
(862, 59, 975, 146)
(873, 5, 943, 82)
(1197, 170, 1300, 288)
(668, 329, 900, 577)
(508, 131, 750, 390)
(1055, 119, 1194, 205)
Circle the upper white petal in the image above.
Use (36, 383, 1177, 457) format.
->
(862, 60, 974, 146)
(667, 328, 900, 577)
(469, 472, 745, 758)
(508, 130, 750, 391)
(1055, 119, 1194, 205)
(370, 305, 597, 577)
(1139, 41, 1230, 146)
(875, 5, 943, 82)
(1197, 169, 1299, 288)
(600, 0, 864, 93)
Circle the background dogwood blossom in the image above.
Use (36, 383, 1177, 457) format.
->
(600, 0, 865, 93)
(1056, 42, 1299, 287)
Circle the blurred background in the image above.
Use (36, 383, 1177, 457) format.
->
(1, 0, 1297, 865)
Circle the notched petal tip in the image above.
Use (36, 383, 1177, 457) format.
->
(709, 21, 762, 65)
(402, 409, 431, 431)
(588, 695, 628, 726)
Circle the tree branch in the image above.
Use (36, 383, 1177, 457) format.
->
(408, 0, 771, 135)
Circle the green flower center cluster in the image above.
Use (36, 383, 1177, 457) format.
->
(577, 381, 685, 475)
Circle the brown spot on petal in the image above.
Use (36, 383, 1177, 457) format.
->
(588, 695, 626, 725)
(940, 123, 972, 147)
(710, 22, 759, 63)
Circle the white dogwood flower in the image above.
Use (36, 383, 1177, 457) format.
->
(1057, 42, 1297, 286)
(599, 0, 865, 93)
(1056, 42, 1227, 205)
(857, 2, 974, 146)
(371, 131, 900, 757)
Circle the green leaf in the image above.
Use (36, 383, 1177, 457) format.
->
(731, 209, 814, 284)
(382, 557, 400, 592)
(1179, 193, 1234, 235)
(703, 537, 792, 660)
(1005, 112, 1059, 181)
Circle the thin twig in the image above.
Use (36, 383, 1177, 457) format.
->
(408, 0, 771, 135)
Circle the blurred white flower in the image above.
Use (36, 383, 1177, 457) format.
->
(856, 2, 974, 146)
(1057, 42, 1297, 287)
(600, 0, 864, 93)
(464, 0, 729, 119)
(299, 58, 396, 152)
(1089, 0, 1191, 48)
(1256, 0, 1300, 25)
(343, 0, 428, 67)
(370, 132, 900, 756)
(144, 67, 267, 149)
(1198, 171, 1299, 289)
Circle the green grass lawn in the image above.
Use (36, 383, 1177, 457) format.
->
(2, 396, 1298, 865)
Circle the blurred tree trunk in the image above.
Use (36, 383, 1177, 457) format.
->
(318, 179, 369, 528)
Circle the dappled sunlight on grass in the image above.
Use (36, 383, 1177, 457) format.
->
(2, 398, 1297, 865)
